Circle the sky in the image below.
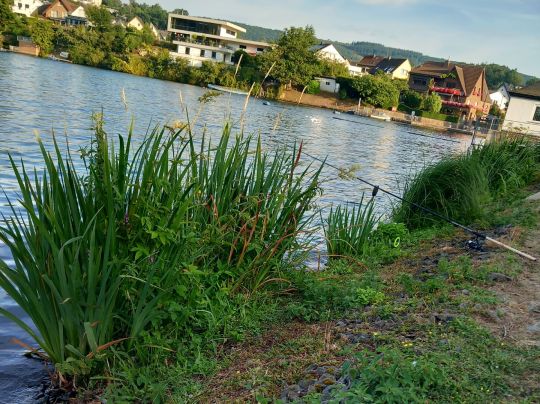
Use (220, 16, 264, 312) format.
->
(159, 0, 540, 77)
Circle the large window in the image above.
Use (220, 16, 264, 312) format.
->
(533, 106, 540, 122)
(171, 18, 219, 36)
(185, 47, 190, 55)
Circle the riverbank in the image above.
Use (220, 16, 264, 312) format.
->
(191, 180, 540, 402)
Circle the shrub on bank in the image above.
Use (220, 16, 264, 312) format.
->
(393, 137, 540, 229)
(393, 155, 490, 228)
(0, 116, 322, 379)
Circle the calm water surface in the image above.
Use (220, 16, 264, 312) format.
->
(0, 52, 469, 400)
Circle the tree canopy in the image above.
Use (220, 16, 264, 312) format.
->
(259, 26, 321, 87)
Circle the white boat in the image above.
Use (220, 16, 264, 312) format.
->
(370, 112, 391, 122)
(207, 84, 249, 96)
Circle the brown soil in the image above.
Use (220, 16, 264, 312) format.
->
(474, 204, 540, 347)
(196, 321, 346, 403)
(280, 89, 358, 112)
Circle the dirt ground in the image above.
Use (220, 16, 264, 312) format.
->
(476, 202, 540, 347)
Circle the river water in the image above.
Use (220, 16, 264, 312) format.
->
(0, 52, 469, 401)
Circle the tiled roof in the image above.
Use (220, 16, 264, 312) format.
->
(356, 55, 385, 68)
(509, 82, 540, 99)
(309, 44, 332, 52)
(41, 0, 77, 15)
(370, 58, 408, 74)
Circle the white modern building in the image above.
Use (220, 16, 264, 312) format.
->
(167, 13, 271, 67)
(11, 0, 43, 17)
(502, 82, 540, 136)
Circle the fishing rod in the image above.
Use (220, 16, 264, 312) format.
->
(298, 148, 537, 261)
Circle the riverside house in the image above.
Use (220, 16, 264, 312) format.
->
(167, 13, 271, 67)
(370, 57, 411, 80)
(503, 82, 540, 136)
(11, 0, 43, 17)
(409, 61, 491, 119)
(39, 0, 88, 26)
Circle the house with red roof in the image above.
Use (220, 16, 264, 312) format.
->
(408, 61, 491, 119)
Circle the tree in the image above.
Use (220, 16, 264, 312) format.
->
(401, 89, 423, 109)
(28, 18, 55, 55)
(171, 8, 189, 15)
(526, 77, 540, 86)
(259, 26, 320, 87)
(0, 0, 15, 33)
(422, 93, 442, 113)
(319, 59, 349, 78)
(351, 74, 400, 109)
(86, 6, 113, 31)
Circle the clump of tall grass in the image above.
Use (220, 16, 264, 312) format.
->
(471, 137, 538, 194)
(324, 195, 379, 258)
(393, 137, 540, 229)
(0, 116, 322, 376)
(393, 155, 490, 229)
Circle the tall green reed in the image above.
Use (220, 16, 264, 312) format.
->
(0, 116, 322, 372)
(324, 195, 379, 258)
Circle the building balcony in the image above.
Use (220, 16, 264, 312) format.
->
(430, 86, 462, 96)
(172, 36, 235, 52)
(442, 100, 472, 109)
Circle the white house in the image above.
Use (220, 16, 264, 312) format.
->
(489, 83, 513, 110)
(502, 82, 540, 136)
(11, 0, 43, 17)
(167, 13, 271, 67)
(79, 0, 102, 6)
(315, 77, 340, 94)
(70, 5, 86, 18)
(310, 43, 347, 64)
(127, 16, 145, 31)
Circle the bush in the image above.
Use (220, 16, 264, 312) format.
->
(351, 74, 400, 109)
(393, 156, 490, 228)
(393, 137, 539, 229)
(401, 89, 423, 109)
(471, 137, 538, 194)
(0, 117, 323, 377)
(422, 93, 443, 113)
(306, 79, 320, 94)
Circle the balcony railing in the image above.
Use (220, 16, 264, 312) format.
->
(430, 86, 462, 96)
(173, 35, 235, 51)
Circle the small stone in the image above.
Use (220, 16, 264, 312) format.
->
(528, 302, 540, 313)
(461, 289, 470, 295)
(298, 378, 315, 390)
(319, 373, 337, 385)
(434, 313, 455, 323)
(525, 191, 540, 201)
(487, 272, 512, 282)
(527, 322, 540, 333)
